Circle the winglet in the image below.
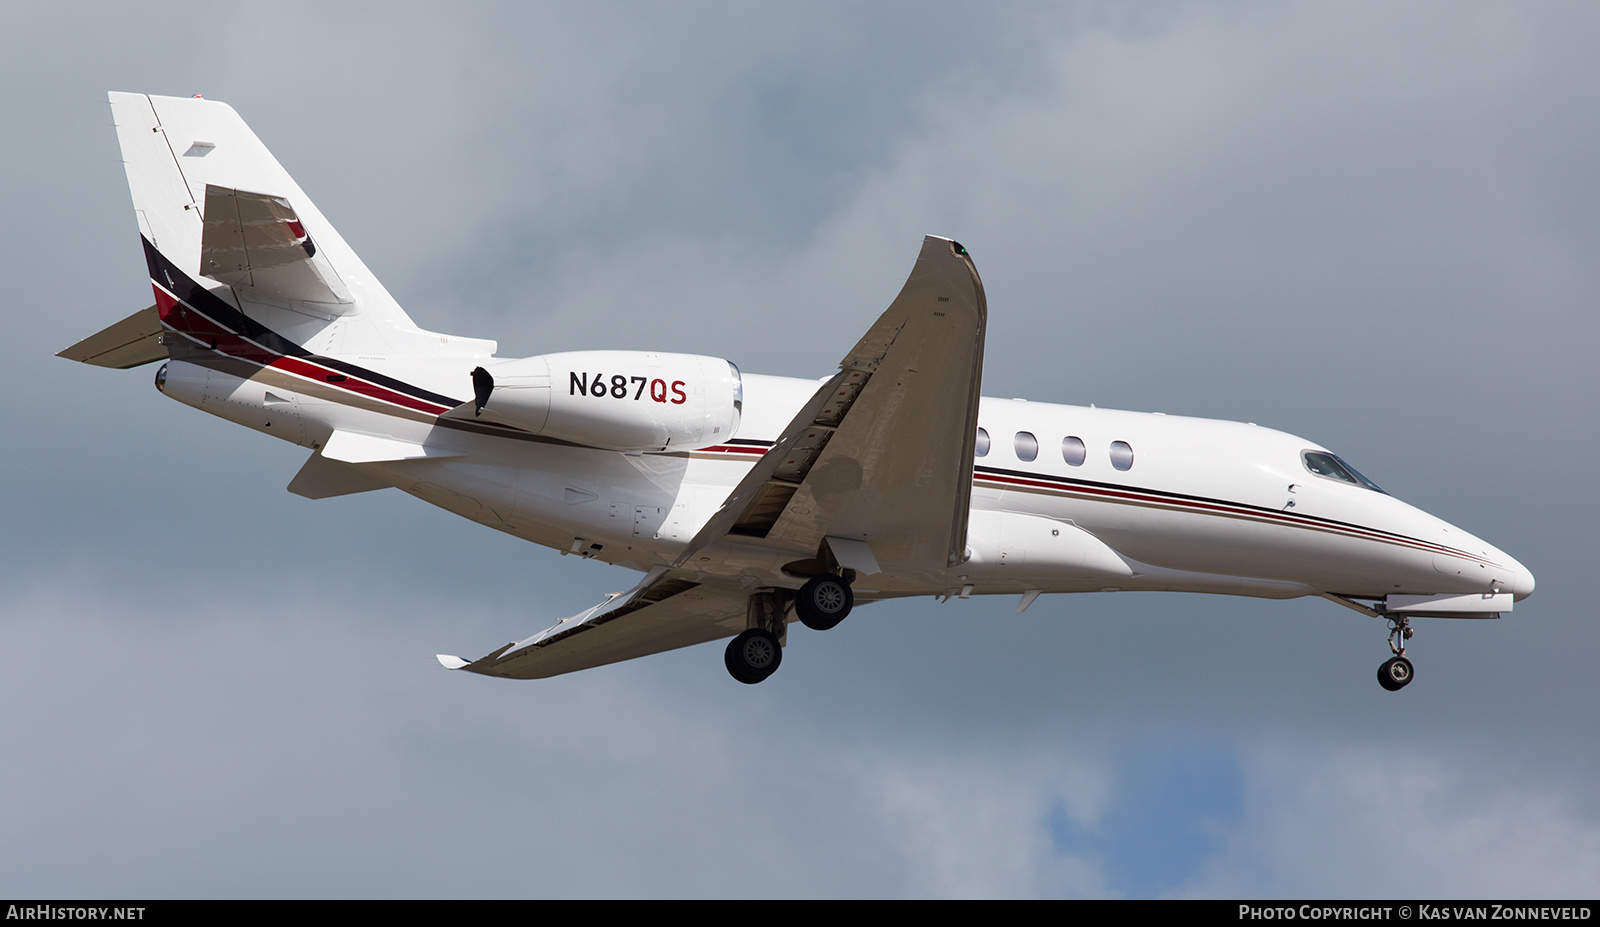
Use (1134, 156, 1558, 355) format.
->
(436, 654, 471, 670)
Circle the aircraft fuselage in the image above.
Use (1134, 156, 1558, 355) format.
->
(156, 355, 1534, 609)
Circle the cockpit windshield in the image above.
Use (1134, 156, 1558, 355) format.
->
(1302, 451, 1386, 493)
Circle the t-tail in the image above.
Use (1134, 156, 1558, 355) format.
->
(61, 92, 494, 372)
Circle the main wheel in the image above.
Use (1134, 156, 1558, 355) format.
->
(795, 575, 853, 631)
(1377, 656, 1414, 691)
(725, 628, 783, 684)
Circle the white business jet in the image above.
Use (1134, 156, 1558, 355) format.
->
(64, 93, 1534, 690)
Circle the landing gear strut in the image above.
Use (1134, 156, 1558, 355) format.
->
(724, 571, 858, 684)
(1377, 612, 1415, 692)
(1319, 593, 1421, 692)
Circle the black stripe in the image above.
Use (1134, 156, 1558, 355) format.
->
(142, 237, 464, 409)
(433, 416, 590, 448)
(974, 463, 1476, 559)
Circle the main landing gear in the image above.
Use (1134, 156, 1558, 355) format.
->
(794, 573, 854, 631)
(725, 587, 788, 685)
(724, 572, 857, 684)
(725, 628, 783, 685)
(1377, 612, 1415, 692)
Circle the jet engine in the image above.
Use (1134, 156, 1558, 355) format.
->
(469, 351, 742, 452)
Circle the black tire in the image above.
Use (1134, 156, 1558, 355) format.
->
(725, 628, 782, 684)
(1377, 656, 1414, 691)
(795, 575, 853, 631)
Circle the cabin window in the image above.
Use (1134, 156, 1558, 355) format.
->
(1062, 435, 1086, 466)
(1014, 431, 1039, 462)
(1302, 451, 1385, 493)
(975, 427, 990, 457)
(1110, 440, 1134, 471)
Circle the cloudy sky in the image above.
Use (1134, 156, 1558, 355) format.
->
(3, 1, 1598, 898)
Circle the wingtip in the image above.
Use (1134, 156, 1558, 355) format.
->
(919, 234, 969, 259)
(436, 654, 470, 670)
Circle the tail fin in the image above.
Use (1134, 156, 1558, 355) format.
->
(100, 92, 493, 359)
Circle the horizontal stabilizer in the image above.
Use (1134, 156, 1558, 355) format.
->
(321, 430, 463, 464)
(201, 184, 353, 310)
(57, 305, 165, 368)
(287, 452, 393, 499)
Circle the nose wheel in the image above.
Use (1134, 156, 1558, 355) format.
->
(1378, 655, 1414, 691)
(1377, 613, 1415, 691)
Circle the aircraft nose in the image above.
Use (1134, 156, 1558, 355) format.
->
(1483, 543, 1536, 601)
(1508, 558, 1536, 601)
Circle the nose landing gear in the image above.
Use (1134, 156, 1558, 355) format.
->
(1377, 613, 1415, 691)
(1378, 654, 1414, 690)
(1318, 593, 1423, 691)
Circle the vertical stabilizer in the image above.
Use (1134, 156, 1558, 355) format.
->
(107, 92, 494, 359)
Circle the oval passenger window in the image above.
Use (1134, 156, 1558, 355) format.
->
(1062, 435, 1086, 466)
(975, 427, 990, 457)
(1110, 440, 1134, 471)
(1014, 431, 1038, 462)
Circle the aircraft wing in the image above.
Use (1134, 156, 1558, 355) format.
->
(680, 235, 987, 578)
(439, 236, 985, 679)
(438, 568, 751, 679)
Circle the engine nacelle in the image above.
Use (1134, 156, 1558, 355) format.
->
(471, 351, 743, 452)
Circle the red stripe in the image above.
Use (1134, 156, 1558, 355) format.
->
(153, 280, 451, 415)
(974, 473, 1496, 565)
(270, 356, 448, 414)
